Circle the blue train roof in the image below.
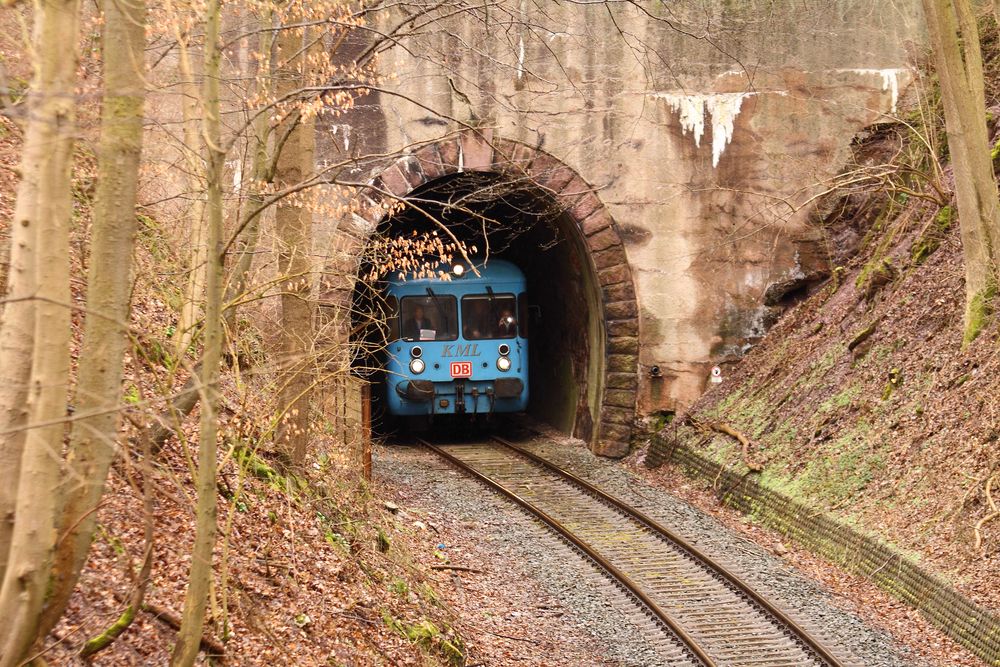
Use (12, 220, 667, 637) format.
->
(387, 257, 525, 288)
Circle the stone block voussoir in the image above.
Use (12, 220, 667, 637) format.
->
(568, 194, 603, 225)
(375, 164, 411, 199)
(506, 141, 538, 175)
(397, 155, 425, 189)
(588, 226, 621, 252)
(413, 143, 447, 182)
(581, 208, 613, 236)
(556, 174, 592, 204)
(436, 137, 462, 173)
(606, 318, 639, 338)
(460, 129, 495, 171)
(537, 167, 576, 195)
(493, 139, 526, 177)
(593, 245, 628, 271)
(526, 151, 559, 175)
(604, 300, 638, 321)
(598, 264, 632, 288)
(607, 353, 638, 374)
(605, 389, 637, 409)
(607, 336, 639, 355)
(528, 154, 573, 193)
(602, 282, 636, 304)
(492, 137, 517, 162)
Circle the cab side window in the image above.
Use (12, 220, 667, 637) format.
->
(384, 295, 399, 342)
(518, 293, 528, 338)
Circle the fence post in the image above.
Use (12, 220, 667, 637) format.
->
(361, 382, 372, 481)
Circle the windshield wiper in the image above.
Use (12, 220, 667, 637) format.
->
(486, 286, 497, 317)
(426, 287, 449, 332)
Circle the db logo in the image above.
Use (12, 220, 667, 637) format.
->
(450, 361, 473, 378)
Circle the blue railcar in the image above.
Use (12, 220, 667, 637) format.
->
(384, 258, 529, 417)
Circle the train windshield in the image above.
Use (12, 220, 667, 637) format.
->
(461, 294, 518, 340)
(400, 295, 458, 341)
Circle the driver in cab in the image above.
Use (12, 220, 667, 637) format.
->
(404, 304, 433, 340)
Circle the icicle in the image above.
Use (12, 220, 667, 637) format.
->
(331, 124, 351, 151)
(707, 94, 747, 167)
(842, 68, 905, 113)
(517, 0, 527, 82)
(654, 92, 750, 167)
(657, 94, 707, 147)
(517, 37, 525, 81)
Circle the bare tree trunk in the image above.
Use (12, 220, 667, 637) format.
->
(273, 24, 315, 466)
(923, 0, 1000, 344)
(34, 0, 148, 641)
(172, 11, 208, 358)
(223, 10, 273, 338)
(0, 0, 80, 660)
(0, 71, 39, 588)
(170, 0, 223, 660)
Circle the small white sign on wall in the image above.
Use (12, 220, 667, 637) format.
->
(710, 366, 723, 384)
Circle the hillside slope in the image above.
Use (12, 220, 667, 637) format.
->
(649, 120, 1000, 614)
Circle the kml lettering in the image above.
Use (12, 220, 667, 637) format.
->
(441, 344, 480, 358)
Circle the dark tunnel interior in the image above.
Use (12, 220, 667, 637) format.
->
(350, 171, 605, 442)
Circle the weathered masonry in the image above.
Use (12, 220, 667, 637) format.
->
(321, 1, 926, 456)
(327, 133, 638, 456)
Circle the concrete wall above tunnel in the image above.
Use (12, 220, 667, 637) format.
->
(353, 0, 926, 419)
(325, 131, 639, 457)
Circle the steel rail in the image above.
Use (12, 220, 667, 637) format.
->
(490, 435, 845, 667)
(419, 439, 716, 667)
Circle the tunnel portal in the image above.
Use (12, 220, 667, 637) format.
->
(340, 133, 638, 457)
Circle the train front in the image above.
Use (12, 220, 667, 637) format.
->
(384, 260, 529, 418)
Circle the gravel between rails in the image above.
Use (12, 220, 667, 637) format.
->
(375, 432, 925, 667)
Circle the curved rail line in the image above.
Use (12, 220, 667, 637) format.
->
(420, 436, 848, 667)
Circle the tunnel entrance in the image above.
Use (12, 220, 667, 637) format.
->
(336, 133, 638, 456)
(353, 171, 604, 442)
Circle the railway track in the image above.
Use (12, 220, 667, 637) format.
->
(420, 436, 850, 667)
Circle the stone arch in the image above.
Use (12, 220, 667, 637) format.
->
(326, 130, 639, 457)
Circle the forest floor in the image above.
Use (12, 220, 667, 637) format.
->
(45, 436, 471, 666)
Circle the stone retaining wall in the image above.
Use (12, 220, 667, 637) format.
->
(646, 434, 1000, 666)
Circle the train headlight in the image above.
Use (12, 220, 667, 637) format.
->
(452, 264, 465, 277)
(410, 346, 422, 358)
(498, 343, 510, 356)
(496, 356, 511, 372)
(409, 358, 426, 374)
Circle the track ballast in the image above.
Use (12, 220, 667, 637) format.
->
(421, 436, 851, 667)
